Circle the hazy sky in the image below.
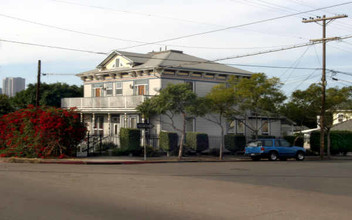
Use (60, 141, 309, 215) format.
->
(1, 0, 352, 96)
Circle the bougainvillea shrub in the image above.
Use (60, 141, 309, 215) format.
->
(0, 105, 86, 158)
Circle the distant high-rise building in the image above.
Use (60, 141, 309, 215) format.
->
(2, 77, 25, 97)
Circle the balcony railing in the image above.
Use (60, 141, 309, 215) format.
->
(61, 96, 150, 110)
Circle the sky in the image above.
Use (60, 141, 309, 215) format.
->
(1, 0, 352, 97)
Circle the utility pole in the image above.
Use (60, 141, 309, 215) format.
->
(35, 60, 41, 107)
(302, 14, 347, 160)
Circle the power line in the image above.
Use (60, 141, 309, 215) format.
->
(51, 0, 221, 27)
(0, 38, 108, 55)
(0, 12, 305, 51)
(118, 2, 352, 50)
(2, 34, 351, 69)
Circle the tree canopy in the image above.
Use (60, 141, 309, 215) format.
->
(280, 84, 352, 128)
(11, 83, 83, 109)
(0, 94, 14, 116)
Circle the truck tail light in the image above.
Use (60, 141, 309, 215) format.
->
(261, 147, 265, 151)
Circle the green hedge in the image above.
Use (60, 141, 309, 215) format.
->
(186, 132, 209, 152)
(159, 131, 178, 152)
(224, 134, 246, 152)
(120, 128, 141, 151)
(284, 135, 304, 147)
(310, 130, 352, 154)
(256, 135, 276, 139)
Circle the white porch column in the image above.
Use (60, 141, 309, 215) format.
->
(124, 113, 127, 128)
(80, 112, 83, 123)
(92, 113, 95, 134)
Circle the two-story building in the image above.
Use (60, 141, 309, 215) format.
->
(62, 49, 287, 148)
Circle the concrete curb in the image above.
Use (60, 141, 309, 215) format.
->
(1, 156, 351, 165)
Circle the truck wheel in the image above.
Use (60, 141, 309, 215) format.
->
(268, 151, 278, 161)
(251, 156, 261, 161)
(296, 151, 305, 161)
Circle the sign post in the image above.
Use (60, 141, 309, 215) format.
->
(137, 122, 154, 161)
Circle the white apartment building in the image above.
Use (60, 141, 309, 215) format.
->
(62, 50, 286, 148)
(2, 77, 25, 97)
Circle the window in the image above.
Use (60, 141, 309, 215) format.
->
(262, 140, 273, 147)
(116, 82, 122, 95)
(237, 121, 245, 134)
(228, 121, 235, 133)
(338, 114, 344, 123)
(104, 83, 113, 96)
(92, 83, 103, 97)
(93, 116, 104, 135)
(137, 85, 145, 95)
(134, 79, 148, 96)
(115, 58, 120, 67)
(130, 117, 137, 129)
(185, 81, 194, 91)
(262, 120, 269, 135)
(186, 118, 195, 132)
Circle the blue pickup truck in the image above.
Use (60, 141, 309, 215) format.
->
(244, 139, 306, 161)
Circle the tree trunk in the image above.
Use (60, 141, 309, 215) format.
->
(219, 115, 224, 160)
(178, 113, 186, 160)
(327, 128, 331, 159)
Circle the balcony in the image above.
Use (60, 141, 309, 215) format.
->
(61, 96, 150, 112)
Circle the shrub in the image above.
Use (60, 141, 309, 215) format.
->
(186, 132, 209, 153)
(101, 142, 118, 150)
(310, 130, 352, 154)
(159, 131, 178, 152)
(224, 134, 246, 153)
(119, 128, 141, 151)
(112, 146, 162, 157)
(284, 135, 304, 147)
(256, 135, 276, 139)
(0, 105, 86, 158)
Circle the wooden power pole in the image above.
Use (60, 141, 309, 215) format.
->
(36, 60, 41, 107)
(302, 15, 348, 160)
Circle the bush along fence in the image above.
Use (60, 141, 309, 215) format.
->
(283, 135, 304, 147)
(310, 130, 352, 155)
(159, 131, 178, 154)
(0, 105, 86, 158)
(186, 132, 209, 153)
(224, 134, 246, 153)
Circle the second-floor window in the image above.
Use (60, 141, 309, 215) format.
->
(338, 114, 344, 123)
(92, 83, 103, 97)
(262, 120, 269, 135)
(134, 79, 148, 96)
(104, 83, 113, 96)
(116, 82, 122, 95)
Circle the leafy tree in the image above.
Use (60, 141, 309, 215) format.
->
(11, 83, 83, 109)
(281, 83, 352, 158)
(0, 94, 14, 116)
(228, 73, 286, 139)
(200, 84, 236, 160)
(136, 83, 198, 160)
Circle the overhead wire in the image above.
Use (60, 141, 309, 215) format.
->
(117, 2, 352, 50)
(0, 12, 306, 51)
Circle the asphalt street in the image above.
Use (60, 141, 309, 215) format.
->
(1, 160, 352, 219)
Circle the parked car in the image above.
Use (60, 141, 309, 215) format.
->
(244, 139, 306, 161)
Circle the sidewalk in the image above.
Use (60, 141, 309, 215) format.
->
(1, 154, 352, 165)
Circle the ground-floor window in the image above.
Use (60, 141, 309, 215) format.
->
(93, 116, 104, 135)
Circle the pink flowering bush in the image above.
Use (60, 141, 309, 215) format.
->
(0, 105, 86, 158)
